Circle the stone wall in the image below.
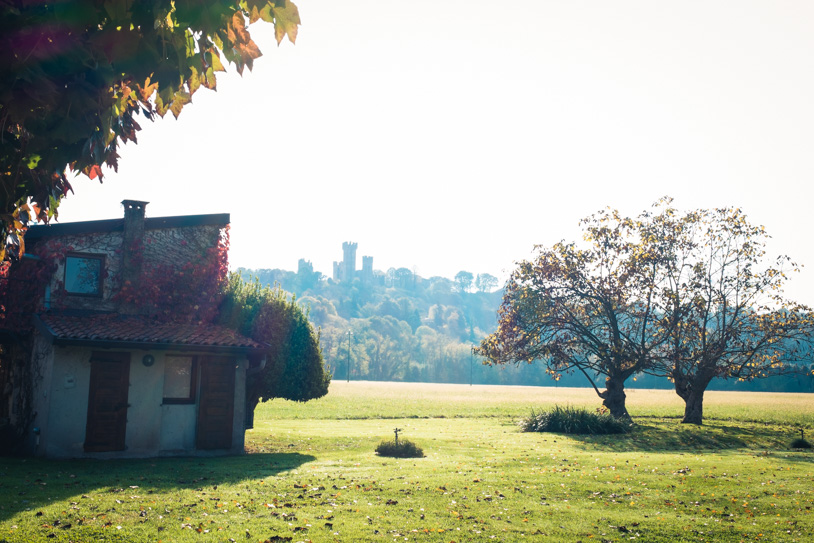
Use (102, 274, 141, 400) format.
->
(32, 219, 225, 314)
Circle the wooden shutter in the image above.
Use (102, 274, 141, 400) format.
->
(84, 352, 130, 452)
(195, 357, 236, 450)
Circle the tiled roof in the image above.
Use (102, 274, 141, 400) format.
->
(36, 312, 266, 352)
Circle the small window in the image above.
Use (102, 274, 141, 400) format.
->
(163, 355, 197, 404)
(64, 254, 104, 296)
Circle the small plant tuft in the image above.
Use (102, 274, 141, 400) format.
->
(518, 405, 631, 435)
(790, 438, 811, 449)
(375, 439, 425, 458)
(791, 428, 812, 449)
(375, 427, 424, 458)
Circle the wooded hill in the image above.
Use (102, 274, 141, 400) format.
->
(239, 265, 814, 393)
(239, 266, 505, 385)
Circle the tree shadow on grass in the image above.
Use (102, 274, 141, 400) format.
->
(0, 451, 315, 523)
(563, 419, 796, 454)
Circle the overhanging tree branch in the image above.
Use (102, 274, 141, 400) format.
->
(0, 0, 300, 260)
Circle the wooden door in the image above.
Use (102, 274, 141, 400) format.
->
(196, 357, 236, 450)
(84, 352, 130, 452)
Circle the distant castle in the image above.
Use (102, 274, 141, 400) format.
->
(332, 242, 373, 283)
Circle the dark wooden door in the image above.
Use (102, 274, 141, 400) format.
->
(196, 357, 236, 450)
(84, 352, 130, 452)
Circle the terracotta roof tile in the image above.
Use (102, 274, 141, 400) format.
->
(37, 312, 265, 351)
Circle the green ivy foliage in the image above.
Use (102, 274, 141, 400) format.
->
(218, 273, 330, 406)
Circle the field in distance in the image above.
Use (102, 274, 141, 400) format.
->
(256, 381, 814, 426)
(0, 382, 811, 542)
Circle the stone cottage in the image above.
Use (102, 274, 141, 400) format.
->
(14, 200, 267, 458)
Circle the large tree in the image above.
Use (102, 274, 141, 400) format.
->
(1, 0, 299, 260)
(217, 273, 330, 419)
(479, 200, 814, 423)
(477, 205, 678, 420)
(454, 270, 474, 294)
(649, 205, 814, 424)
(475, 273, 498, 293)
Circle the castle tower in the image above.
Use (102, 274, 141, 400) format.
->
(342, 242, 357, 282)
(361, 255, 373, 283)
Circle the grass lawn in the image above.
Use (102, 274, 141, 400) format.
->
(1, 382, 812, 542)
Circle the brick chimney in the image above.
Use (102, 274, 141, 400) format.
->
(121, 200, 148, 313)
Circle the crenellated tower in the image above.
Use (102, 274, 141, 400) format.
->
(341, 241, 357, 283)
(361, 255, 373, 283)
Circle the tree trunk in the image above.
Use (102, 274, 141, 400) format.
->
(673, 371, 712, 425)
(599, 374, 631, 421)
(681, 389, 705, 425)
(245, 396, 260, 429)
(245, 373, 268, 429)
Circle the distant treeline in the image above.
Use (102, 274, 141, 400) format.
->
(239, 265, 814, 393)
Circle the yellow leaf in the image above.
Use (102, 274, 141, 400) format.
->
(204, 67, 217, 90)
(187, 65, 201, 95)
(210, 49, 225, 72)
(169, 91, 191, 119)
(271, 3, 300, 44)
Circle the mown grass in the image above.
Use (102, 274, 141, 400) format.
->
(1, 382, 812, 542)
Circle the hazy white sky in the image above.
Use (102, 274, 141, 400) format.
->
(57, 1, 814, 303)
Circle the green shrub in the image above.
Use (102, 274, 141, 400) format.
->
(518, 405, 631, 435)
(375, 439, 425, 458)
(790, 429, 812, 449)
(218, 274, 331, 404)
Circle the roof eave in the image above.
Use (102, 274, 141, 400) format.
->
(33, 314, 268, 356)
(26, 213, 230, 240)
(49, 336, 267, 356)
